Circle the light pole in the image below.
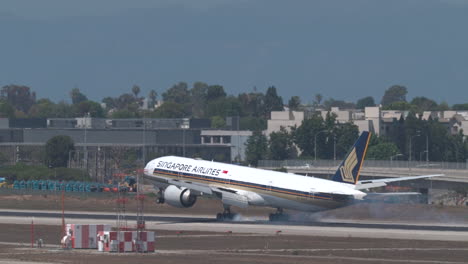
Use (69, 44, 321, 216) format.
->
(182, 128, 186, 157)
(333, 135, 336, 161)
(419, 150, 428, 162)
(425, 135, 429, 167)
(142, 117, 146, 165)
(314, 130, 328, 161)
(409, 132, 421, 162)
(390, 153, 403, 167)
(83, 112, 90, 171)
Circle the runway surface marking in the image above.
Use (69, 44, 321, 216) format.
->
(0, 261, 55, 264)
(2, 244, 467, 264)
(212, 252, 468, 264)
(1, 210, 468, 241)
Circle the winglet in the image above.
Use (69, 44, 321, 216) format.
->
(331, 131, 371, 185)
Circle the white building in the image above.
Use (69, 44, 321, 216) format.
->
(201, 130, 252, 162)
(266, 111, 304, 136)
(266, 107, 468, 138)
(320, 107, 351, 123)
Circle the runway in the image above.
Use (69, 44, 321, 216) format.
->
(1, 209, 467, 241)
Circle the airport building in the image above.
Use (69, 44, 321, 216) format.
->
(0, 117, 251, 182)
(266, 107, 468, 137)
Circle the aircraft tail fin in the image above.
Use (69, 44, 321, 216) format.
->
(331, 131, 371, 185)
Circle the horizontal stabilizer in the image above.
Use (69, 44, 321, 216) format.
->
(365, 192, 422, 199)
(356, 174, 444, 190)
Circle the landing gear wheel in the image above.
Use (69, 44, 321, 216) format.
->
(269, 213, 276, 221)
(216, 213, 224, 221)
(269, 213, 289, 221)
(216, 206, 239, 221)
(226, 213, 239, 221)
(156, 190, 165, 204)
(269, 208, 290, 222)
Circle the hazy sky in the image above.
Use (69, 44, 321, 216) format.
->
(1, 0, 467, 104)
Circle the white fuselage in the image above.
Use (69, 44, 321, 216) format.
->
(144, 156, 366, 212)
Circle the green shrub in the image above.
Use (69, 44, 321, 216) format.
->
(0, 163, 91, 183)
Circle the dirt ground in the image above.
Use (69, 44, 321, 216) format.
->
(1, 224, 468, 264)
(1, 191, 468, 263)
(0, 190, 272, 216)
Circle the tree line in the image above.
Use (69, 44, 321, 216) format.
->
(246, 111, 468, 166)
(245, 113, 361, 166)
(1, 83, 467, 165)
(0, 83, 284, 131)
(1, 83, 467, 130)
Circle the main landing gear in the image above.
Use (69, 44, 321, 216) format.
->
(156, 189, 165, 204)
(269, 208, 290, 222)
(216, 205, 239, 221)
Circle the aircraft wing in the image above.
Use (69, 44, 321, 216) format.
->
(167, 178, 213, 195)
(363, 192, 424, 201)
(355, 174, 444, 190)
(167, 178, 249, 208)
(365, 192, 421, 197)
(211, 187, 249, 208)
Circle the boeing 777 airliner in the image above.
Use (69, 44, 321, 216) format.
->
(143, 131, 443, 221)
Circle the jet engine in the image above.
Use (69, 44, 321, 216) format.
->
(163, 185, 197, 208)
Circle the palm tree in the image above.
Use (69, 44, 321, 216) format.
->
(132, 85, 141, 98)
(148, 89, 158, 108)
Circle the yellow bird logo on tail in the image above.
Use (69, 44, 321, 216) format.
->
(339, 147, 358, 183)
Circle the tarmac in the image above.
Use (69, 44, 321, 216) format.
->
(1, 220, 468, 264)
(1, 193, 468, 263)
(1, 209, 468, 241)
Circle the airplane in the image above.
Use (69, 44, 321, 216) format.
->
(143, 131, 443, 221)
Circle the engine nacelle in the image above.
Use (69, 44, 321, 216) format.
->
(163, 185, 197, 208)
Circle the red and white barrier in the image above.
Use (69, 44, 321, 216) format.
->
(97, 231, 155, 252)
(65, 224, 111, 249)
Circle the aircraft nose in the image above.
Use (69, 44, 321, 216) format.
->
(143, 161, 152, 174)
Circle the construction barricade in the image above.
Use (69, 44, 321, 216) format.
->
(65, 224, 111, 249)
(97, 231, 155, 252)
